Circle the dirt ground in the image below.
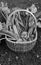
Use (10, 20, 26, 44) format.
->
(0, 0, 41, 65)
(0, 0, 41, 9)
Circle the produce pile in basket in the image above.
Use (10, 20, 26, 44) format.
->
(0, 1, 41, 44)
(6, 9, 37, 43)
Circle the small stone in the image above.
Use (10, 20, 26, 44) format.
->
(5, 52, 8, 54)
(16, 56, 19, 60)
(37, 54, 39, 58)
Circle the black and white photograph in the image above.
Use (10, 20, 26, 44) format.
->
(0, 0, 41, 65)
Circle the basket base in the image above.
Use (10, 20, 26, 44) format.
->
(6, 40, 36, 52)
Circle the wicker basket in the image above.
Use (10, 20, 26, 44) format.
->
(5, 9, 38, 52)
(5, 31, 37, 52)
